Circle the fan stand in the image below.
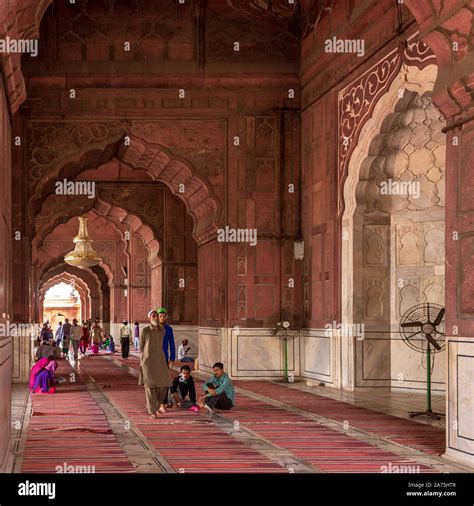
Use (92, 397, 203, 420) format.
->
(283, 336, 289, 382)
(409, 343, 444, 420)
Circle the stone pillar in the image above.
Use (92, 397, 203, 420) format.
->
(405, 0, 474, 467)
(197, 239, 226, 372)
(150, 258, 163, 312)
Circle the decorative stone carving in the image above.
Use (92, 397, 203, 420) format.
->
(363, 225, 386, 266)
(397, 226, 420, 267)
(364, 278, 385, 319)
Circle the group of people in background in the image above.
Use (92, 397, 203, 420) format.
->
(52, 318, 115, 359)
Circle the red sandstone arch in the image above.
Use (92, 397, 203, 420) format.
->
(39, 255, 114, 289)
(37, 259, 111, 322)
(39, 272, 91, 322)
(37, 266, 99, 324)
(29, 135, 220, 244)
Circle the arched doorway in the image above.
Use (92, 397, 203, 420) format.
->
(42, 282, 82, 326)
(341, 61, 446, 392)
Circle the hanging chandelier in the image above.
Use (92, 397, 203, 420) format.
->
(64, 216, 102, 269)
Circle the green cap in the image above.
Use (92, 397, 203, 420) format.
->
(157, 307, 167, 314)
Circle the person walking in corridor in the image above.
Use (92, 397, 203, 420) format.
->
(80, 322, 90, 355)
(120, 320, 132, 359)
(139, 309, 174, 418)
(70, 319, 81, 360)
(133, 321, 140, 351)
(55, 321, 63, 347)
(61, 318, 72, 358)
(91, 321, 103, 355)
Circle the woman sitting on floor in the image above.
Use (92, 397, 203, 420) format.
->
(29, 356, 50, 391)
(33, 359, 58, 394)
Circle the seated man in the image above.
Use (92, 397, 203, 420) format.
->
(170, 365, 197, 409)
(177, 338, 195, 363)
(198, 362, 235, 412)
(107, 335, 116, 353)
(35, 338, 55, 361)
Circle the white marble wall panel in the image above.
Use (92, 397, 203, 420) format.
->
(198, 327, 223, 373)
(391, 337, 445, 392)
(301, 329, 337, 386)
(445, 338, 474, 467)
(12, 335, 34, 383)
(355, 333, 391, 387)
(173, 325, 199, 357)
(230, 328, 299, 379)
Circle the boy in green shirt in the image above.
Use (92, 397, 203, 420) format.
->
(198, 362, 235, 412)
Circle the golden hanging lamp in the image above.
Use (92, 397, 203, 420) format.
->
(64, 216, 102, 269)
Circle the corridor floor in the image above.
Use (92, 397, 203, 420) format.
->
(9, 354, 471, 474)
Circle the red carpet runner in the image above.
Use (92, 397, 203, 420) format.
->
(107, 354, 440, 473)
(20, 353, 446, 473)
(234, 381, 446, 456)
(21, 359, 135, 473)
(78, 356, 285, 473)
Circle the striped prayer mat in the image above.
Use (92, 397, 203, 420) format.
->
(234, 381, 446, 456)
(213, 386, 439, 473)
(96, 357, 440, 473)
(21, 359, 135, 473)
(78, 358, 286, 473)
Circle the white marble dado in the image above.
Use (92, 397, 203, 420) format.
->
(12, 335, 35, 383)
(445, 338, 474, 467)
(229, 328, 299, 379)
(0, 337, 12, 472)
(352, 331, 446, 391)
(198, 327, 223, 373)
(197, 327, 300, 379)
(391, 337, 445, 392)
(300, 329, 338, 386)
(355, 333, 391, 387)
(173, 325, 199, 357)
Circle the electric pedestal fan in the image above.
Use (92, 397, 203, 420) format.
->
(399, 302, 446, 420)
(271, 320, 300, 382)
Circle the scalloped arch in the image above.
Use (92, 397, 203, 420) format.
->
(29, 135, 220, 245)
(33, 197, 161, 264)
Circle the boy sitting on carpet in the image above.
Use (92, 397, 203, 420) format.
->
(198, 362, 235, 413)
(170, 365, 197, 410)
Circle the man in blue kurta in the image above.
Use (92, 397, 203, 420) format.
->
(157, 307, 176, 365)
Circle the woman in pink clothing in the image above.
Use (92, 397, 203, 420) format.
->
(28, 357, 50, 391)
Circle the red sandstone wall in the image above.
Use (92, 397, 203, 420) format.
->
(0, 81, 12, 472)
(12, 0, 303, 332)
(300, 0, 415, 328)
